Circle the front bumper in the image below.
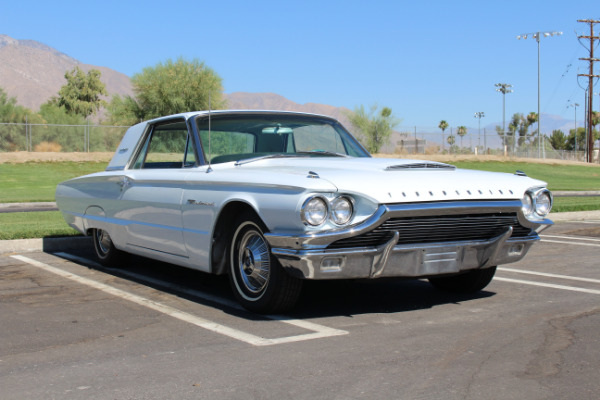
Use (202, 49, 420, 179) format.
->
(265, 200, 551, 280)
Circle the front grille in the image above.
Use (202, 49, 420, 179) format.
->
(327, 213, 533, 249)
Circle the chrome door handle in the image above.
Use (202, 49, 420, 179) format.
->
(117, 176, 131, 190)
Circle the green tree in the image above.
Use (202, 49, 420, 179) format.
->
(438, 120, 448, 150)
(456, 125, 467, 150)
(548, 129, 568, 150)
(567, 127, 599, 151)
(0, 87, 39, 151)
(109, 58, 225, 125)
(106, 94, 144, 126)
(496, 125, 513, 150)
(346, 105, 400, 153)
(446, 134, 456, 154)
(54, 66, 107, 117)
(507, 112, 537, 150)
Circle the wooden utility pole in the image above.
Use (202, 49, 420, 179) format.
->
(577, 19, 600, 163)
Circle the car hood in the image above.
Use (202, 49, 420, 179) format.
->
(212, 157, 547, 204)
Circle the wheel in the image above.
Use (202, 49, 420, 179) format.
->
(228, 214, 302, 313)
(92, 228, 124, 266)
(428, 266, 497, 293)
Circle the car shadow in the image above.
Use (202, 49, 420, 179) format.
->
(53, 247, 495, 321)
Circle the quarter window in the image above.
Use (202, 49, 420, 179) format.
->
(131, 120, 196, 169)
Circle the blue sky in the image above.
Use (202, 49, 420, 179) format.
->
(1, 0, 598, 130)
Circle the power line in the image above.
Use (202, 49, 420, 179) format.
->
(577, 19, 600, 163)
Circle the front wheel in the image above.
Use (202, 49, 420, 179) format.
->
(228, 214, 302, 313)
(428, 266, 497, 293)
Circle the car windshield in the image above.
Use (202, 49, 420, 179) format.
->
(195, 114, 370, 164)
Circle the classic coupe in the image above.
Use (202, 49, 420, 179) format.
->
(56, 110, 553, 312)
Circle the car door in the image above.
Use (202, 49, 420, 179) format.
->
(117, 118, 196, 258)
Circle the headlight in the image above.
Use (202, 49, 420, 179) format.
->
(301, 196, 328, 226)
(331, 196, 354, 225)
(522, 188, 552, 219)
(522, 193, 533, 215)
(534, 190, 552, 217)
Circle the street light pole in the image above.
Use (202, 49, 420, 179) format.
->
(495, 83, 513, 155)
(474, 112, 485, 154)
(569, 103, 579, 158)
(517, 31, 562, 159)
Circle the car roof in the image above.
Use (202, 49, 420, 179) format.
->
(147, 110, 339, 124)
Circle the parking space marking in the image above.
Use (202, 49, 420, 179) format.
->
(54, 252, 244, 309)
(498, 267, 600, 284)
(542, 234, 600, 242)
(541, 239, 600, 247)
(11, 255, 348, 346)
(495, 277, 600, 295)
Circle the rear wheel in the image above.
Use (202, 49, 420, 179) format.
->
(92, 228, 124, 267)
(428, 266, 497, 293)
(228, 214, 302, 313)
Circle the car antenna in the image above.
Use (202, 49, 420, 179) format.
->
(206, 91, 213, 173)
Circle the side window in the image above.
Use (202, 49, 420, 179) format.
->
(131, 120, 196, 169)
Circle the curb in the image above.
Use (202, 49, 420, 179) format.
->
(0, 236, 91, 254)
(548, 210, 600, 222)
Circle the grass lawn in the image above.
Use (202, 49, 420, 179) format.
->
(0, 159, 598, 240)
(552, 196, 600, 213)
(450, 161, 600, 191)
(0, 211, 80, 240)
(0, 161, 108, 202)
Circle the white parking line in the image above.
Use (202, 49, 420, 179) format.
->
(495, 277, 600, 295)
(541, 239, 600, 247)
(542, 234, 600, 242)
(498, 267, 600, 284)
(11, 255, 348, 346)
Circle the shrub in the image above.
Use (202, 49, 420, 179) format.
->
(34, 141, 63, 152)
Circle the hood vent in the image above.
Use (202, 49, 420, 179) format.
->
(385, 163, 455, 171)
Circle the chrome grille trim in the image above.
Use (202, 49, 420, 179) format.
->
(327, 213, 533, 249)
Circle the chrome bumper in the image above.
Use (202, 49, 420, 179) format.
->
(265, 200, 551, 280)
(272, 229, 539, 280)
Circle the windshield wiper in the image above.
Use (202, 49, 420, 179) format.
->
(234, 151, 349, 166)
(295, 150, 349, 158)
(234, 154, 295, 166)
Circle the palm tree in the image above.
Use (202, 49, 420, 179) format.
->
(447, 135, 456, 154)
(438, 120, 449, 151)
(457, 126, 467, 151)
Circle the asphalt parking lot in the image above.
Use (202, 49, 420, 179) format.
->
(1, 220, 599, 400)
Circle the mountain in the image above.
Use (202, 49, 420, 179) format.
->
(225, 92, 353, 128)
(1, 34, 576, 141)
(0, 34, 133, 110)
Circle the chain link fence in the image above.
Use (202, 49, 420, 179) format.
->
(1, 122, 598, 162)
(378, 126, 599, 162)
(0, 122, 129, 153)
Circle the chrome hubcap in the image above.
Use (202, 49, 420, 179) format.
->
(237, 230, 270, 294)
(96, 230, 112, 255)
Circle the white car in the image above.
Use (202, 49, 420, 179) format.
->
(56, 111, 553, 312)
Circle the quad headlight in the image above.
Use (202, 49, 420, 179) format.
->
(301, 196, 329, 226)
(331, 196, 354, 225)
(522, 188, 553, 219)
(301, 195, 355, 227)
